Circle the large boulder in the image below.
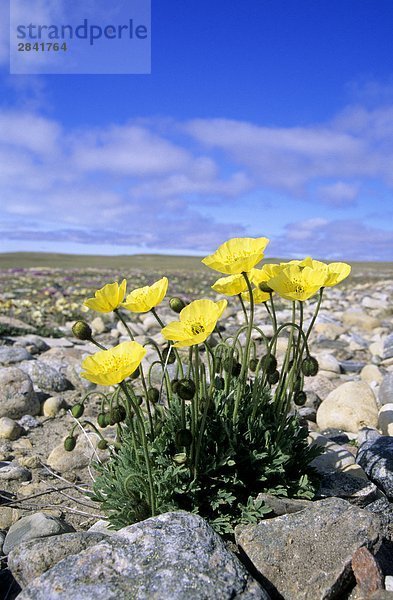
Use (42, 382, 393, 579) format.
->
(236, 497, 381, 600)
(16, 512, 268, 599)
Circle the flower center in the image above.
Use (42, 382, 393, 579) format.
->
(294, 284, 305, 295)
(96, 356, 126, 374)
(226, 250, 250, 263)
(190, 322, 205, 336)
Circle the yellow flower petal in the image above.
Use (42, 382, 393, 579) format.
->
(84, 279, 127, 313)
(81, 341, 146, 386)
(161, 299, 227, 347)
(122, 277, 168, 313)
(212, 274, 248, 296)
(268, 264, 327, 301)
(242, 287, 271, 304)
(324, 262, 351, 286)
(202, 237, 270, 275)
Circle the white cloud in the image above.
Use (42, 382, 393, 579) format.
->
(184, 107, 393, 196)
(316, 181, 359, 207)
(0, 105, 392, 259)
(272, 218, 393, 261)
(0, 111, 61, 155)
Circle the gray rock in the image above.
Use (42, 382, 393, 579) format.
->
(315, 471, 378, 507)
(339, 360, 366, 374)
(17, 511, 268, 600)
(235, 497, 381, 600)
(17, 415, 40, 430)
(0, 462, 31, 483)
(0, 367, 39, 419)
(256, 493, 312, 516)
(3, 512, 75, 555)
(364, 494, 393, 541)
(356, 429, 393, 499)
(0, 346, 33, 365)
(0, 417, 22, 441)
(0, 316, 35, 333)
(8, 531, 108, 587)
(18, 360, 72, 392)
(0, 529, 5, 551)
(14, 335, 50, 353)
(379, 373, 393, 406)
(39, 347, 94, 390)
(383, 334, 393, 360)
(303, 373, 336, 401)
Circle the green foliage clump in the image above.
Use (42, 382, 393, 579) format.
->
(91, 380, 320, 535)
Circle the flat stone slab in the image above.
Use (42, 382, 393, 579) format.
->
(235, 497, 382, 600)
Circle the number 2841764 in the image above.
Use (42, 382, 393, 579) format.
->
(18, 42, 68, 51)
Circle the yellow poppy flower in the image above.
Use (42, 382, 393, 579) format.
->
(81, 341, 146, 386)
(324, 262, 351, 287)
(211, 274, 248, 296)
(202, 237, 270, 275)
(268, 264, 327, 301)
(161, 299, 227, 347)
(241, 287, 271, 304)
(122, 277, 168, 313)
(291, 257, 329, 274)
(84, 279, 127, 313)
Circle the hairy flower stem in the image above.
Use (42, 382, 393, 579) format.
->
(114, 309, 135, 340)
(238, 294, 249, 325)
(119, 382, 156, 516)
(306, 288, 324, 342)
(114, 310, 153, 435)
(285, 301, 304, 411)
(274, 303, 296, 414)
(91, 339, 107, 351)
(191, 345, 201, 476)
(233, 272, 254, 423)
(151, 308, 184, 378)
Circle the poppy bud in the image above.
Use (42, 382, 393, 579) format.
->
(97, 439, 108, 450)
(260, 354, 277, 374)
(147, 388, 160, 403)
(249, 358, 258, 372)
(169, 297, 186, 313)
(97, 413, 107, 428)
(71, 403, 84, 419)
(214, 376, 225, 390)
(302, 356, 319, 377)
(175, 429, 193, 447)
(72, 321, 92, 341)
(223, 357, 241, 376)
(64, 436, 76, 451)
(171, 379, 179, 393)
(268, 370, 280, 385)
(162, 346, 176, 364)
(259, 282, 273, 293)
(104, 412, 113, 427)
(172, 452, 187, 465)
(294, 391, 307, 406)
(176, 379, 196, 400)
(111, 405, 126, 423)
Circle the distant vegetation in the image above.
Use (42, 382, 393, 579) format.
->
(0, 252, 392, 281)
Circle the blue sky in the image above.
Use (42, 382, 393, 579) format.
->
(1, 0, 393, 260)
